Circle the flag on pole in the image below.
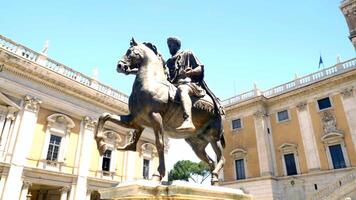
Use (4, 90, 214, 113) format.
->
(318, 55, 324, 69)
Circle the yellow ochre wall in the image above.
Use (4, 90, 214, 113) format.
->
(27, 107, 81, 172)
(270, 107, 308, 176)
(223, 109, 260, 182)
(309, 94, 356, 169)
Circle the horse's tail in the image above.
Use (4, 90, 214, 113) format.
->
(218, 113, 226, 149)
(220, 131, 226, 149)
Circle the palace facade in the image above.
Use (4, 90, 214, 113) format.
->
(221, 58, 356, 199)
(0, 35, 161, 200)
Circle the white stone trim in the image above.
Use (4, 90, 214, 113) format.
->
(315, 96, 334, 112)
(275, 109, 291, 123)
(230, 148, 248, 180)
(339, 88, 356, 153)
(231, 117, 243, 132)
(40, 113, 75, 170)
(321, 133, 350, 169)
(253, 110, 274, 176)
(279, 143, 301, 176)
(296, 102, 321, 171)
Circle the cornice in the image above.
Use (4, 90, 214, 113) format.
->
(225, 69, 356, 113)
(0, 50, 128, 114)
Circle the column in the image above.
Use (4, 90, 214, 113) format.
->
(74, 116, 96, 200)
(253, 110, 274, 176)
(0, 107, 16, 159)
(19, 181, 31, 200)
(60, 186, 70, 200)
(67, 184, 76, 200)
(86, 189, 92, 200)
(0, 174, 6, 198)
(124, 131, 137, 181)
(340, 88, 356, 151)
(296, 102, 321, 171)
(37, 190, 46, 200)
(1, 96, 41, 200)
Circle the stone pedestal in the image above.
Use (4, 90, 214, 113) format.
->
(99, 180, 252, 200)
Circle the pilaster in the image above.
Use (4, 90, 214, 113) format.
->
(60, 186, 70, 200)
(296, 101, 321, 171)
(253, 110, 274, 176)
(74, 116, 96, 200)
(1, 95, 41, 200)
(19, 181, 31, 200)
(340, 87, 356, 152)
(0, 107, 17, 160)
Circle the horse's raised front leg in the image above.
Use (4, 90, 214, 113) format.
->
(149, 112, 165, 181)
(94, 113, 138, 155)
(117, 127, 143, 151)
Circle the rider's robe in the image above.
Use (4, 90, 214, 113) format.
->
(166, 50, 225, 116)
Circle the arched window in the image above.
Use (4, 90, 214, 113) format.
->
(320, 111, 350, 169)
(40, 113, 75, 169)
(230, 148, 247, 180)
(279, 143, 300, 176)
(98, 130, 121, 177)
(140, 143, 157, 180)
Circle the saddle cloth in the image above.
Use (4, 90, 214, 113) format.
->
(168, 83, 215, 113)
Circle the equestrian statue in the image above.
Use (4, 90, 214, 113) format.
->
(94, 37, 226, 185)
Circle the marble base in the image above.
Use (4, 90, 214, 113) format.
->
(99, 180, 252, 200)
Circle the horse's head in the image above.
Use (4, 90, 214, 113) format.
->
(117, 38, 161, 75)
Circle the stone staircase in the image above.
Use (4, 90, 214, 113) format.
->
(309, 169, 356, 200)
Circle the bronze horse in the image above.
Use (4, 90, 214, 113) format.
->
(94, 39, 225, 185)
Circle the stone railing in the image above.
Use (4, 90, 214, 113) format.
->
(89, 169, 125, 181)
(0, 35, 129, 104)
(223, 58, 356, 107)
(309, 169, 356, 200)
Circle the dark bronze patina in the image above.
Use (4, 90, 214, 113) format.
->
(94, 38, 225, 185)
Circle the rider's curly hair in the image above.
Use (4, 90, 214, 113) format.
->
(167, 37, 181, 48)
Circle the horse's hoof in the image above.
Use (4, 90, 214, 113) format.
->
(117, 142, 137, 151)
(211, 180, 219, 186)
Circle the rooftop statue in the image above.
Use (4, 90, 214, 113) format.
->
(94, 38, 225, 185)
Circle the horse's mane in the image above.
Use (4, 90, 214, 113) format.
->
(143, 42, 168, 79)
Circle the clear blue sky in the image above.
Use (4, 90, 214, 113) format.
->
(1, 1, 355, 99)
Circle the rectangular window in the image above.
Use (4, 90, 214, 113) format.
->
(317, 97, 332, 110)
(102, 150, 112, 172)
(329, 144, 346, 169)
(143, 159, 150, 179)
(46, 135, 62, 161)
(277, 110, 289, 122)
(235, 159, 246, 180)
(232, 119, 242, 130)
(284, 153, 298, 175)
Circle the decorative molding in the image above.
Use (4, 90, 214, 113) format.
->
(83, 116, 97, 130)
(321, 111, 339, 134)
(230, 148, 247, 160)
(24, 95, 41, 113)
(102, 130, 122, 148)
(59, 186, 70, 193)
(140, 142, 157, 158)
(296, 101, 307, 111)
(23, 181, 32, 188)
(279, 143, 298, 154)
(253, 110, 266, 119)
(340, 87, 354, 98)
(5, 108, 16, 120)
(47, 113, 75, 130)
